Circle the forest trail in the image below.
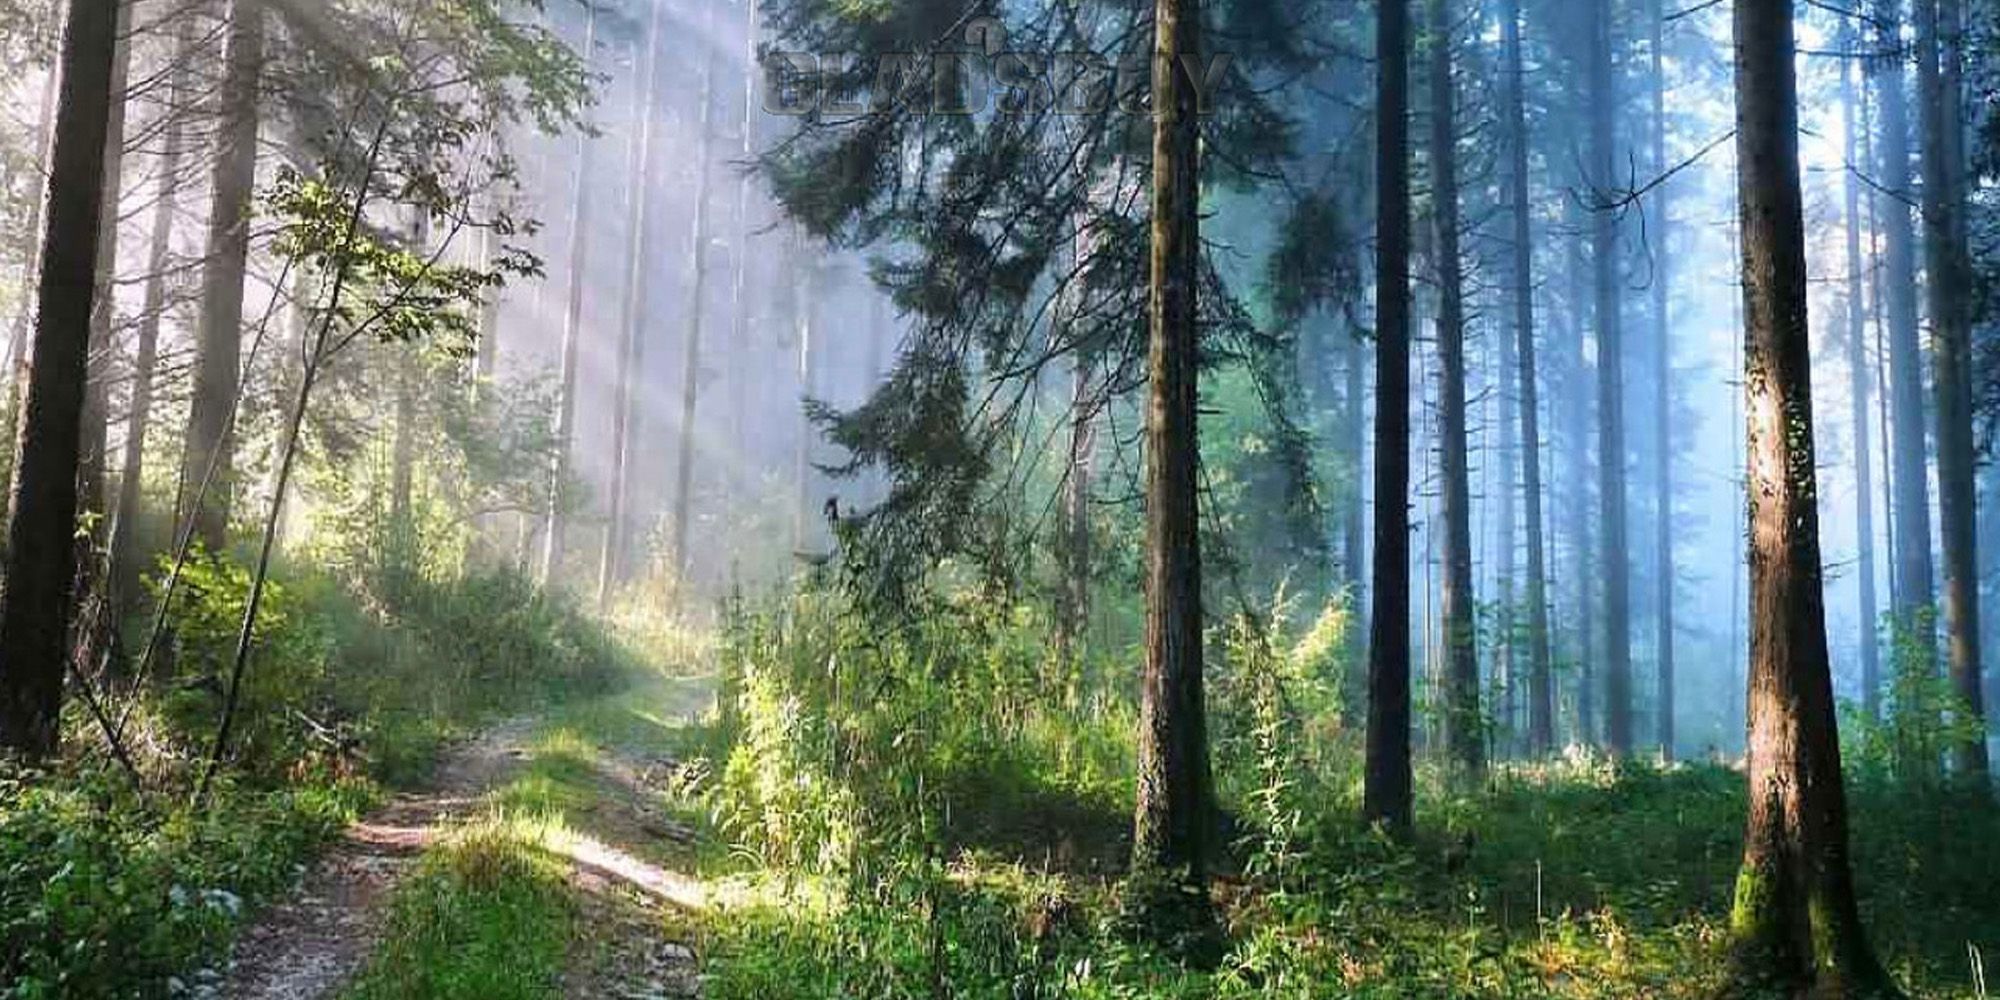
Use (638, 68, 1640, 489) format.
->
(213, 718, 542, 999)
(209, 679, 714, 999)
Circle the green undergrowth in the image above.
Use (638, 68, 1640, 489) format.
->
(683, 581, 2000, 999)
(0, 555, 670, 999)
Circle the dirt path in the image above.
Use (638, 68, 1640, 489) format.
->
(209, 718, 538, 1000)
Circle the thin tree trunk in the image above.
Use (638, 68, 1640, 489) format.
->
(1871, 0, 1933, 626)
(599, 3, 666, 608)
(181, 0, 263, 556)
(1568, 205, 1596, 747)
(1363, 0, 1414, 836)
(1502, 0, 1554, 756)
(1427, 0, 1481, 779)
(1132, 0, 1213, 884)
(1589, 0, 1633, 756)
(0, 0, 121, 760)
(110, 9, 199, 622)
(1841, 35, 1884, 723)
(1915, 0, 1986, 782)
(670, 3, 722, 590)
(4, 67, 60, 391)
(1059, 349, 1094, 656)
(1723, 2, 1901, 990)
(540, 3, 597, 587)
(1648, 0, 1676, 761)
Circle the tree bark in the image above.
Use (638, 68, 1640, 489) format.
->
(1914, 0, 1986, 783)
(1426, 0, 1481, 778)
(1723, 2, 1902, 992)
(1363, 0, 1414, 836)
(78, 0, 133, 550)
(0, 0, 121, 761)
(1647, 0, 1676, 761)
(1132, 0, 1213, 882)
(181, 0, 263, 556)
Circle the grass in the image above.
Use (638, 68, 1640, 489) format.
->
(344, 819, 576, 1000)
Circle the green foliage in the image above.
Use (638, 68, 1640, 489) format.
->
(1845, 607, 1985, 790)
(0, 765, 367, 999)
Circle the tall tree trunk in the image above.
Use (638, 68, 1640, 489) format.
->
(1501, 0, 1554, 756)
(789, 240, 817, 550)
(599, 3, 666, 609)
(1647, 0, 1676, 761)
(1059, 349, 1094, 656)
(670, 4, 722, 590)
(1841, 34, 1884, 722)
(110, 9, 198, 621)
(5, 66, 60, 398)
(1567, 203, 1596, 746)
(1363, 0, 1414, 836)
(1871, 0, 1933, 626)
(540, 5, 598, 588)
(181, 0, 263, 556)
(78, 0, 133, 550)
(0, 0, 121, 760)
(1915, 0, 1986, 782)
(1589, 0, 1633, 756)
(1427, 0, 1481, 779)
(1132, 0, 1213, 885)
(1723, 1, 1900, 990)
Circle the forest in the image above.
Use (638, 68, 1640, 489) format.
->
(0, 0, 1996, 995)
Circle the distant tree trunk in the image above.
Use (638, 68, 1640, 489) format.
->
(4, 68, 59, 405)
(181, 0, 263, 556)
(789, 242, 818, 551)
(0, 0, 121, 761)
(1840, 35, 1883, 722)
(720, 0, 760, 521)
(1723, 2, 1901, 991)
(670, 6, 722, 591)
(1567, 204, 1596, 747)
(1363, 0, 1414, 836)
(110, 9, 199, 621)
(1647, 0, 1676, 761)
(1870, 0, 1933, 626)
(1058, 350, 1094, 656)
(1915, 0, 1986, 783)
(1501, 0, 1554, 756)
(599, 3, 666, 609)
(1426, 0, 1481, 779)
(1132, 0, 1213, 884)
(539, 3, 598, 587)
(1342, 327, 1366, 601)
(1589, 0, 1633, 757)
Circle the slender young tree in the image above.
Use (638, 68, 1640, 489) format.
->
(1132, 0, 1214, 891)
(78, 0, 133, 545)
(1426, 0, 1481, 778)
(1363, 0, 1414, 835)
(1914, 0, 1987, 783)
(181, 0, 265, 555)
(0, 0, 121, 760)
(1501, 0, 1554, 756)
(1722, 0, 1901, 991)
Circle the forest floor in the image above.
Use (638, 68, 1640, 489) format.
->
(204, 676, 715, 1000)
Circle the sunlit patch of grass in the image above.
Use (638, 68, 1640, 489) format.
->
(343, 818, 575, 1000)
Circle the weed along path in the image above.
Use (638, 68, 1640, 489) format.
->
(211, 677, 717, 1000)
